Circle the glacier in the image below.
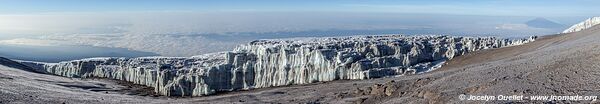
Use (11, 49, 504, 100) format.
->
(18, 35, 537, 96)
(563, 17, 600, 33)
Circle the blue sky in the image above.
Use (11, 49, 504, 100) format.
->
(0, 0, 599, 17)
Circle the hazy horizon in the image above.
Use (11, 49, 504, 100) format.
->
(0, 0, 598, 58)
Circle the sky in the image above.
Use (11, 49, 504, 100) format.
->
(0, 0, 599, 17)
(0, 0, 598, 57)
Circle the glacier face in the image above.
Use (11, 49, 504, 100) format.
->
(563, 17, 600, 33)
(18, 35, 537, 96)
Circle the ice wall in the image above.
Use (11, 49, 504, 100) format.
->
(19, 35, 537, 96)
(563, 17, 600, 33)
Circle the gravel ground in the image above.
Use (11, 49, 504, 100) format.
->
(2, 26, 600, 104)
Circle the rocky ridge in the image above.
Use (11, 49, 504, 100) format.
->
(18, 35, 536, 96)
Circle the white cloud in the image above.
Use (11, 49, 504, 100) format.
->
(495, 24, 531, 30)
(0, 38, 74, 46)
(0, 14, 128, 35)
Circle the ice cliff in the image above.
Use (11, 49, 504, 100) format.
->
(19, 35, 537, 96)
(563, 17, 600, 33)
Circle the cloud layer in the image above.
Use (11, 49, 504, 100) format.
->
(0, 12, 565, 56)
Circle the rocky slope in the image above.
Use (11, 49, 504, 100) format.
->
(563, 17, 600, 33)
(18, 35, 536, 96)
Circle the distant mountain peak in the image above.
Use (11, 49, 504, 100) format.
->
(525, 17, 564, 29)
